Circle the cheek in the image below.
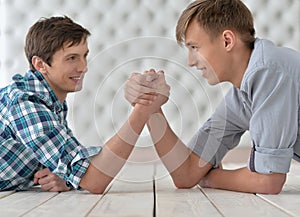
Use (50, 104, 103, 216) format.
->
(195, 52, 208, 65)
(205, 49, 222, 69)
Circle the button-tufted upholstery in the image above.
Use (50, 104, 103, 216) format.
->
(0, 0, 299, 152)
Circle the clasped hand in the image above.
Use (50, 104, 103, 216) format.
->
(125, 69, 170, 112)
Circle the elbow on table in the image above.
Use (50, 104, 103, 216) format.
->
(173, 177, 198, 189)
(259, 173, 286, 194)
(174, 182, 195, 189)
(83, 184, 106, 194)
(79, 176, 108, 194)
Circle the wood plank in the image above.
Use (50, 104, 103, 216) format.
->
(88, 181, 154, 217)
(89, 192, 154, 217)
(0, 188, 58, 217)
(88, 163, 154, 217)
(257, 172, 300, 216)
(23, 190, 102, 217)
(107, 179, 153, 193)
(108, 162, 155, 193)
(200, 187, 290, 217)
(0, 190, 15, 199)
(289, 160, 300, 175)
(155, 175, 222, 217)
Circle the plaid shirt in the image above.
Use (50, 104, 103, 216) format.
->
(0, 71, 101, 190)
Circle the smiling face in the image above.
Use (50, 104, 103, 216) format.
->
(185, 19, 229, 85)
(34, 39, 89, 101)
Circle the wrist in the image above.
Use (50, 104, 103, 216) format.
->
(133, 103, 158, 119)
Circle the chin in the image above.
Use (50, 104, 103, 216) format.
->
(74, 85, 83, 92)
(207, 80, 219, 86)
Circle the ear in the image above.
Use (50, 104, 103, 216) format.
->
(222, 30, 235, 51)
(31, 56, 48, 74)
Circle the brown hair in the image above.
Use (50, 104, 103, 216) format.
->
(176, 0, 256, 49)
(25, 16, 91, 71)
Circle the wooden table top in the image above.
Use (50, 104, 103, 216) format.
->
(0, 161, 299, 217)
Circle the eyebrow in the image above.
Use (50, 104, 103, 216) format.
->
(65, 50, 89, 58)
(185, 42, 197, 47)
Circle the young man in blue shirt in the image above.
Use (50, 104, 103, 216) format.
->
(125, 0, 300, 194)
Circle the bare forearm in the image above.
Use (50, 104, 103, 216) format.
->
(202, 167, 286, 194)
(147, 109, 212, 187)
(80, 107, 150, 193)
(147, 109, 189, 171)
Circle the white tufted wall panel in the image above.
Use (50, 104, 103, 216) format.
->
(0, 0, 299, 151)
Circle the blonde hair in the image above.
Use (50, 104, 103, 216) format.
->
(176, 0, 256, 49)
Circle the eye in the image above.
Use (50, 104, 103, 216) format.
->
(66, 55, 77, 61)
(67, 56, 76, 61)
(187, 45, 198, 52)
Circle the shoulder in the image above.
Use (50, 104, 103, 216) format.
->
(0, 74, 27, 105)
(241, 38, 300, 93)
(252, 38, 300, 70)
(1, 73, 54, 117)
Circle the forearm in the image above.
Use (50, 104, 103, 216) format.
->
(202, 167, 286, 194)
(92, 108, 147, 174)
(148, 110, 188, 168)
(147, 109, 212, 187)
(80, 107, 150, 193)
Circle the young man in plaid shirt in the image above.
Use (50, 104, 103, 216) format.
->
(0, 16, 169, 193)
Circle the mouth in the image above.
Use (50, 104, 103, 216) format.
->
(197, 67, 207, 78)
(198, 67, 206, 71)
(70, 75, 84, 81)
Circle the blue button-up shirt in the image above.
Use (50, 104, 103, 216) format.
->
(188, 39, 300, 174)
(0, 71, 101, 190)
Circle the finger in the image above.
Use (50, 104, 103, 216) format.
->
(125, 80, 156, 95)
(139, 93, 158, 99)
(134, 98, 155, 105)
(126, 93, 157, 106)
(145, 69, 159, 82)
(135, 73, 158, 85)
(125, 85, 157, 102)
(129, 73, 146, 85)
(146, 74, 159, 82)
(43, 179, 70, 192)
(41, 182, 61, 192)
(146, 68, 156, 74)
(130, 72, 141, 78)
(40, 182, 53, 191)
(125, 86, 143, 101)
(34, 177, 39, 184)
(34, 168, 51, 179)
(39, 176, 70, 192)
(157, 70, 165, 75)
(136, 93, 157, 102)
(38, 174, 54, 185)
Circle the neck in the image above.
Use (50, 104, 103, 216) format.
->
(230, 46, 252, 88)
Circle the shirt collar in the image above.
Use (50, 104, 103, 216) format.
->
(24, 70, 67, 113)
(239, 38, 263, 93)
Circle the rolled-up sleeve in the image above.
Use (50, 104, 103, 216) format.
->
(246, 68, 298, 174)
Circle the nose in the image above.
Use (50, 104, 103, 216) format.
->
(78, 57, 88, 73)
(187, 50, 197, 67)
